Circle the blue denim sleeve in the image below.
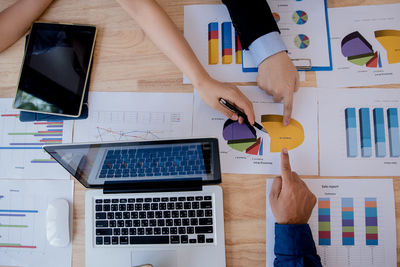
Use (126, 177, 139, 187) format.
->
(248, 32, 287, 66)
(274, 223, 322, 267)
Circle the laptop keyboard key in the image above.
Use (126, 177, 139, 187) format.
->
(122, 228, 128, 235)
(130, 236, 169, 244)
(154, 227, 161, 235)
(189, 238, 196, 244)
(95, 205, 102, 211)
(96, 212, 106, 220)
(170, 227, 177, 235)
(113, 228, 120, 235)
(104, 236, 111, 245)
(187, 227, 194, 234)
(120, 236, 129, 245)
(205, 210, 212, 217)
(201, 201, 212, 209)
(197, 235, 205, 243)
(112, 237, 119, 245)
(146, 228, 153, 235)
(96, 220, 108, 228)
(181, 235, 188, 243)
(171, 235, 180, 244)
(206, 238, 214, 243)
(96, 229, 112, 236)
(162, 227, 169, 235)
(195, 226, 213, 234)
(199, 218, 212, 225)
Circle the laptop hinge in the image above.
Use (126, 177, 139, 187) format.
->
(103, 179, 203, 194)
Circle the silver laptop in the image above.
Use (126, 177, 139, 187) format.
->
(44, 138, 226, 267)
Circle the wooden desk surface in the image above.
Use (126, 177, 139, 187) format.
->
(0, 0, 399, 266)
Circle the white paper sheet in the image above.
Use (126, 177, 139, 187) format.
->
(192, 87, 318, 175)
(73, 92, 194, 142)
(0, 179, 74, 267)
(242, 0, 331, 71)
(0, 99, 73, 179)
(319, 88, 400, 176)
(184, 5, 257, 83)
(317, 4, 400, 87)
(266, 179, 397, 267)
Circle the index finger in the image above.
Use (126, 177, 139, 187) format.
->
(282, 90, 293, 126)
(280, 148, 293, 184)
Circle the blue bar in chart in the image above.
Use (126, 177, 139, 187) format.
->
(345, 108, 358, 157)
(221, 22, 232, 64)
(359, 108, 372, 157)
(373, 108, 386, 157)
(387, 108, 400, 157)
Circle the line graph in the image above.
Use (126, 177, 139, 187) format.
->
(95, 127, 165, 141)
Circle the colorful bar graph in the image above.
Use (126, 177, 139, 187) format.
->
(235, 31, 242, 64)
(373, 108, 386, 157)
(345, 108, 358, 157)
(208, 22, 219, 65)
(318, 198, 331, 245)
(365, 197, 378, 245)
(222, 22, 232, 64)
(387, 108, 400, 157)
(359, 108, 372, 157)
(342, 198, 355, 246)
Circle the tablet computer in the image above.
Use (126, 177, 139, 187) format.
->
(13, 22, 97, 117)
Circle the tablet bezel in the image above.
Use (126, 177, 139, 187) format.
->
(13, 22, 97, 117)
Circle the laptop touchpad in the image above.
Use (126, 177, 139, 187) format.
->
(131, 250, 177, 267)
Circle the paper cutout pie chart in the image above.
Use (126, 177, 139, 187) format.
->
(261, 115, 304, 152)
(222, 115, 304, 154)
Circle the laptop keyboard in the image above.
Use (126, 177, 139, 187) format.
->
(94, 194, 215, 246)
(99, 144, 209, 178)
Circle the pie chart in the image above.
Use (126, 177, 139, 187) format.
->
(222, 115, 305, 155)
(292, 10, 308, 25)
(222, 119, 263, 155)
(261, 115, 304, 152)
(294, 34, 310, 49)
(272, 12, 280, 23)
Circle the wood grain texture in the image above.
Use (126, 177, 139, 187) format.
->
(0, 0, 398, 266)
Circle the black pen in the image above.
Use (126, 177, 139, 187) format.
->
(219, 98, 268, 134)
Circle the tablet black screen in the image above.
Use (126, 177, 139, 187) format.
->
(14, 22, 96, 116)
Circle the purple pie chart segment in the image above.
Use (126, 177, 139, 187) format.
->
(222, 120, 256, 141)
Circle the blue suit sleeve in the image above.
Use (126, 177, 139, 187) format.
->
(274, 223, 322, 267)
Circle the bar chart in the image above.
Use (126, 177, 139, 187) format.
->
(341, 198, 355, 246)
(0, 98, 73, 179)
(0, 180, 73, 267)
(207, 21, 242, 65)
(318, 198, 331, 246)
(267, 179, 397, 267)
(345, 107, 400, 158)
(365, 198, 378, 246)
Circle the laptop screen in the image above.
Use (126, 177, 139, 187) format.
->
(44, 138, 221, 188)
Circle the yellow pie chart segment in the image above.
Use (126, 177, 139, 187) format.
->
(261, 115, 304, 152)
(375, 30, 400, 64)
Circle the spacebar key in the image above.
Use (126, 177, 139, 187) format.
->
(129, 236, 169, 244)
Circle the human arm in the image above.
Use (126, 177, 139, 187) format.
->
(116, 0, 255, 124)
(269, 149, 322, 267)
(0, 0, 54, 53)
(222, 0, 299, 126)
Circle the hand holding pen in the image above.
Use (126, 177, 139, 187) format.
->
(219, 98, 268, 134)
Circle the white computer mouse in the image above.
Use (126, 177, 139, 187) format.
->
(46, 198, 70, 247)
